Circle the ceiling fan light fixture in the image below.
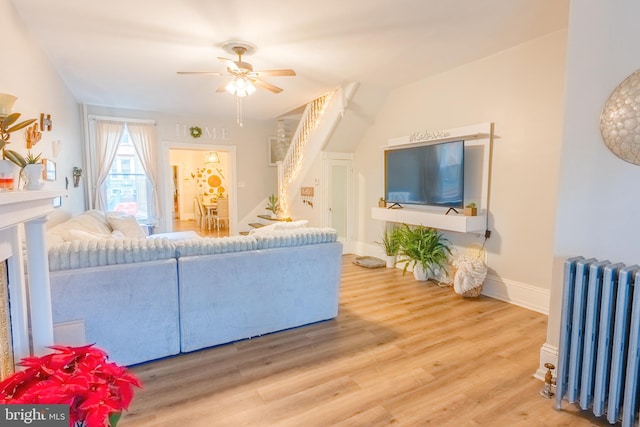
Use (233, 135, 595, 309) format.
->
(226, 76, 256, 97)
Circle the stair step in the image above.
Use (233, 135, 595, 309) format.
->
(248, 223, 265, 229)
(257, 214, 286, 222)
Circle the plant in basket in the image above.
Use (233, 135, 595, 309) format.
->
(0, 344, 141, 427)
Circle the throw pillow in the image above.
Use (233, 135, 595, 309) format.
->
(107, 215, 147, 239)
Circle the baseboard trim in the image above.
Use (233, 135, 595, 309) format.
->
(535, 342, 558, 381)
(482, 274, 550, 315)
(352, 242, 551, 313)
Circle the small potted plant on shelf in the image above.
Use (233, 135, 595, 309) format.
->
(463, 202, 477, 216)
(266, 194, 280, 218)
(397, 224, 452, 281)
(22, 150, 43, 190)
(377, 225, 402, 268)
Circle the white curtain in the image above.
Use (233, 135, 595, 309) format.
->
(93, 121, 124, 211)
(127, 123, 160, 220)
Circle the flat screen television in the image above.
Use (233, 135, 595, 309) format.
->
(384, 140, 464, 208)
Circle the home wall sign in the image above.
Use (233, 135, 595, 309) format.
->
(175, 124, 231, 140)
(600, 68, 640, 165)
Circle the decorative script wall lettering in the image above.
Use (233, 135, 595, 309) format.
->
(409, 129, 451, 143)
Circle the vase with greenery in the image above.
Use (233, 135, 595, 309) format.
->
(266, 193, 280, 218)
(377, 225, 402, 268)
(0, 112, 36, 190)
(73, 166, 83, 187)
(0, 344, 141, 426)
(397, 224, 452, 281)
(22, 151, 43, 190)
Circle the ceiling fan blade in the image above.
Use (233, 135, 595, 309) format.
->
(177, 71, 225, 76)
(251, 69, 296, 77)
(217, 57, 240, 73)
(216, 83, 228, 93)
(250, 77, 283, 94)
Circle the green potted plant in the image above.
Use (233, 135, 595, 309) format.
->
(464, 202, 477, 216)
(73, 166, 83, 187)
(266, 193, 280, 218)
(0, 112, 36, 191)
(22, 150, 43, 190)
(397, 224, 452, 281)
(377, 225, 402, 268)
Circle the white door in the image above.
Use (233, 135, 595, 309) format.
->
(323, 155, 353, 253)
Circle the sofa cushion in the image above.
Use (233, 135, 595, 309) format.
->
(254, 228, 338, 249)
(175, 235, 258, 257)
(148, 231, 200, 240)
(48, 238, 177, 271)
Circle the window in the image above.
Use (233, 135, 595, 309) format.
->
(104, 129, 150, 220)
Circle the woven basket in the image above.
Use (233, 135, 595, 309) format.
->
(461, 284, 483, 298)
(453, 245, 486, 298)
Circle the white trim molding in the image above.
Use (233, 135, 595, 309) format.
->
(535, 342, 558, 381)
(482, 274, 550, 315)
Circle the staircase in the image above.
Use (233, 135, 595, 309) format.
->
(278, 83, 358, 219)
(239, 83, 357, 234)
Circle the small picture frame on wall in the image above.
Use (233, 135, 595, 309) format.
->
(42, 159, 56, 181)
(268, 136, 290, 167)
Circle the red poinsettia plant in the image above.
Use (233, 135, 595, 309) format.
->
(0, 344, 141, 427)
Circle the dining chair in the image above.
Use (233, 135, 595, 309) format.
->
(214, 198, 229, 231)
(193, 197, 202, 229)
(195, 197, 211, 230)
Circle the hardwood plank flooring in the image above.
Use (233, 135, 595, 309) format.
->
(172, 219, 229, 238)
(119, 255, 613, 426)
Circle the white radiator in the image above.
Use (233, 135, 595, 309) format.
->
(556, 256, 640, 426)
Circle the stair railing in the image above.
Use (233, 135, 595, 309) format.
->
(277, 91, 333, 217)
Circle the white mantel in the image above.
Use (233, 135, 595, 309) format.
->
(0, 190, 66, 364)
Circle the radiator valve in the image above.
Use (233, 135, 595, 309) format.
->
(540, 363, 556, 399)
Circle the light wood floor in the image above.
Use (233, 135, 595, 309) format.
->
(172, 219, 229, 238)
(120, 255, 612, 426)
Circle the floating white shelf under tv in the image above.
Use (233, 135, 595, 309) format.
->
(371, 207, 487, 233)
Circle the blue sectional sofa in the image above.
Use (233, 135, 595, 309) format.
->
(47, 212, 342, 366)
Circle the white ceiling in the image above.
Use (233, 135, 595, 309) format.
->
(11, 0, 568, 122)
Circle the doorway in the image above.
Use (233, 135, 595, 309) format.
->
(160, 142, 237, 235)
(322, 153, 354, 253)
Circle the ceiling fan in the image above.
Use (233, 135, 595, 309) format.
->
(177, 40, 296, 96)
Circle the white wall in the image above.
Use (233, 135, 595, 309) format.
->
(1, 0, 84, 224)
(354, 30, 567, 308)
(546, 0, 640, 354)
